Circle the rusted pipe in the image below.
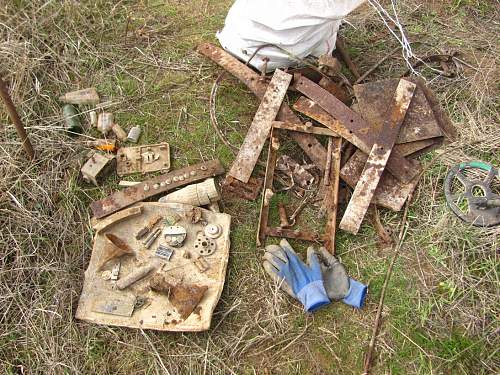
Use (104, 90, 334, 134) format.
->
(0, 75, 35, 160)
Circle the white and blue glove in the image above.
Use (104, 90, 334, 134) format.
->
(263, 239, 330, 312)
(263, 240, 368, 311)
(316, 247, 368, 309)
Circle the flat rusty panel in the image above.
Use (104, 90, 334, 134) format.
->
(293, 76, 419, 183)
(395, 138, 440, 157)
(272, 121, 338, 137)
(91, 160, 225, 219)
(228, 69, 292, 183)
(353, 79, 443, 143)
(340, 150, 419, 211)
(197, 43, 326, 171)
(340, 79, 416, 234)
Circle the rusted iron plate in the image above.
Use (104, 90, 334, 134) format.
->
(197, 43, 327, 171)
(228, 69, 292, 183)
(340, 150, 419, 211)
(322, 137, 342, 254)
(414, 77, 457, 141)
(396, 138, 440, 157)
(257, 130, 280, 246)
(340, 79, 416, 234)
(292, 77, 419, 183)
(353, 79, 443, 143)
(272, 121, 338, 137)
(91, 160, 225, 219)
(221, 175, 263, 201)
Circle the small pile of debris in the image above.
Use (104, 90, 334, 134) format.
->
(57, 89, 231, 332)
(198, 43, 456, 252)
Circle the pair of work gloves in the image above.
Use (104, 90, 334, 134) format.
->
(263, 239, 367, 312)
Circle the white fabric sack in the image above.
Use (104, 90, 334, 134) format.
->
(217, 0, 366, 72)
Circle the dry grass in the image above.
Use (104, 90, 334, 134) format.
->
(0, 0, 499, 374)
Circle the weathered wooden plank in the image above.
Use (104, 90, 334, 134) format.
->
(228, 69, 292, 183)
(339, 79, 416, 234)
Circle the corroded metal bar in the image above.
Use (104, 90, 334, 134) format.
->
(272, 121, 338, 137)
(340, 79, 416, 234)
(0, 75, 35, 160)
(228, 69, 292, 183)
(91, 160, 225, 219)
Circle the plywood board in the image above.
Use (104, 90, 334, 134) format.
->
(77, 202, 231, 332)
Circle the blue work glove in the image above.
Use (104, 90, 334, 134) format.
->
(263, 239, 330, 312)
(317, 247, 368, 309)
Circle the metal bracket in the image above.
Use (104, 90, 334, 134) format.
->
(91, 160, 225, 218)
(117, 143, 170, 176)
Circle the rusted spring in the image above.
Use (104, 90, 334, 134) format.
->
(0, 75, 35, 160)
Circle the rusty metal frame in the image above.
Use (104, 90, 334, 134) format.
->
(292, 75, 419, 183)
(228, 69, 292, 183)
(339, 79, 416, 234)
(91, 160, 225, 219)
(257, 128, 341, 251)
(197, 43, 327, 171)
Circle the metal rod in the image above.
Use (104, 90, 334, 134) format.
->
(335, 37, 361, 80)
(363, 198, 411, 374)
(0, 75, 35, 160)
(355, 46, 401, 84)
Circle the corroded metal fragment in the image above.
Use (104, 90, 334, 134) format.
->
(340, 79, 417, 234)
(228, 69, 292, 183)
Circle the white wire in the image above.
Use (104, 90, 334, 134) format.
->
(367, 0, 419, 75)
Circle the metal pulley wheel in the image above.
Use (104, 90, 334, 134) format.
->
(444, 161, 500, 227)
(194, 232, 217, 256)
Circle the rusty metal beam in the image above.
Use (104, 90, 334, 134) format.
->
(340, 79, 416, 234)
(292, 76, 419, 183)
(335, 37, 361, 80)
(228, 69, 292, 183)
(197, 43, 327, 171)
(322, 137, 342, 254)
(91, 160, 225, 219)
(340, 149, 419, 212)
(272, 121, 338, 137)
(257, 129, 280, 246)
